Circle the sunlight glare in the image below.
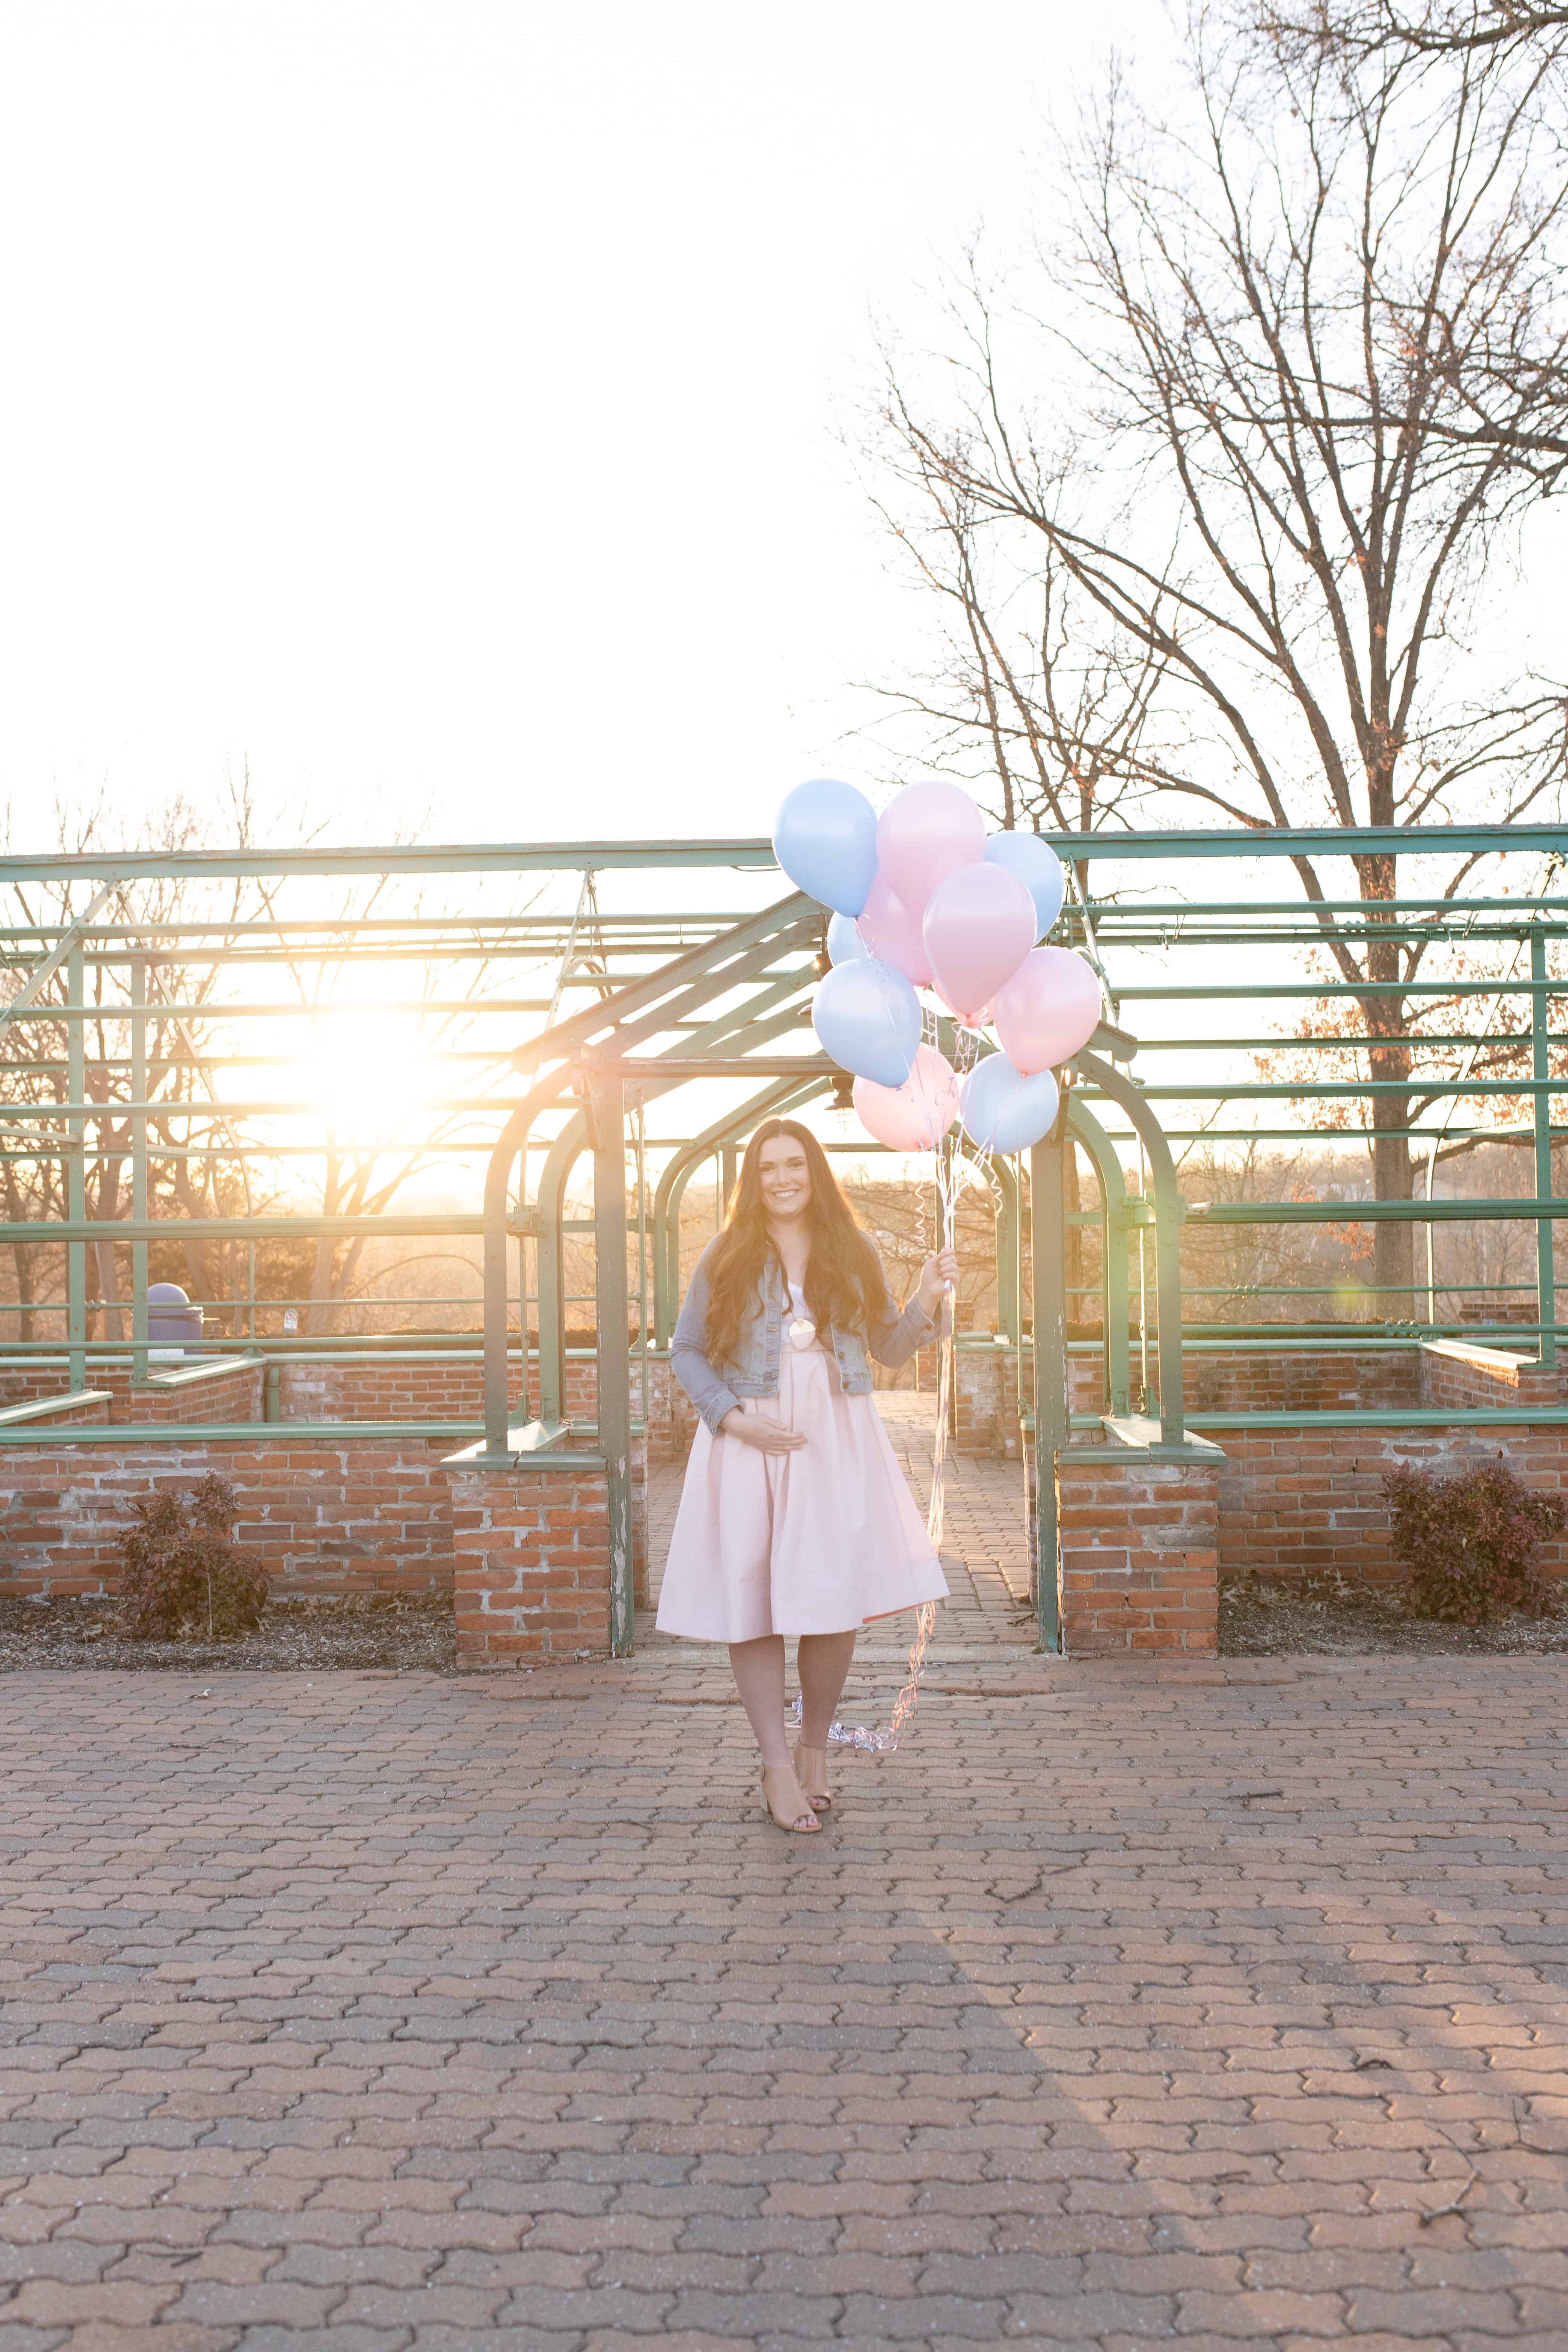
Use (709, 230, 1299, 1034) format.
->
(299, 1014, 446, 1142)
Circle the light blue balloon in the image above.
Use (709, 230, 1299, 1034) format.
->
(825, 911, 870, 965)
(984, 831, 1066, 939)
(773, 777, 879, 916)
(960, 1052, 1061, 1155)
(812, 957, 920, 1087)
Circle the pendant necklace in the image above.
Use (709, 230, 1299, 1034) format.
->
(783, 1256, 816, 1351)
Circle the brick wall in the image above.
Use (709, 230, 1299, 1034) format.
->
(939, 1342, 1431, 1458)
(1056, 1450, 1220, 1655)
(1187, 1348, 1421, 1415)
(0, 1367, 80, 1410)
(277, 1356, 492, 1423)
(0, 1360, 264, 1424)
(636, 1356, 691, 1465)
(98, 1361, 265, 1426)
(1418, 1338, 1560, 1414)
(0, 1436, 458, 1600)
(271, 1350, 692, 1463)
(1214, 1424, 1568, 1589)
(447, 1457, 613, 1662)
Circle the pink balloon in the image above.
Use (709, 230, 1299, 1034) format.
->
(875, 779, 986, 914)
(853, 1045, 961, 1152)
(933, 989, 992, 1029)
(921, 863, 1037, 1026)
(992, 947, 1102, 1075)
(857, 870, 931, 987)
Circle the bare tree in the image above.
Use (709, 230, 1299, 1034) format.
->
(859, 469, 1175, 857)
(1260, 0, 1568, 58)
(868, 12, 1568, 1293)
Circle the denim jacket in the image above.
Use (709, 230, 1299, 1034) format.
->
(671, 1236, 936, 1436)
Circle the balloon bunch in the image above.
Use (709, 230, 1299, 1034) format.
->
(774, 774, 1101, 1155)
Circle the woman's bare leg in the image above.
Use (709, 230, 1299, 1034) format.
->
(797, 1630, 857, 1748)
(727, 1635, 792, 1767)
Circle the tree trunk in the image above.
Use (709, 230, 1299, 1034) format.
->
(1368, 1059, 1414, 1303)
(93, 1148, 125, 1342)
(4, 1168, 35, 1344)
(1359, 867, 1413, 1306)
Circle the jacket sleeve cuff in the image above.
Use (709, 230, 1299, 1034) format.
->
(698, 1385, 741, 1437)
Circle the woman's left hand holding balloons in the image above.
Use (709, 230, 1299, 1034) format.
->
(918, 1246, 961, 1315)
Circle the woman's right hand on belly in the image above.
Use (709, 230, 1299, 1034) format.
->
(719, 1408, 807, 1455)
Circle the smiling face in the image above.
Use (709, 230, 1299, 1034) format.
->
(757, 1132, 813, 1223)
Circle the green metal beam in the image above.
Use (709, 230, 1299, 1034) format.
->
(3, 821, 1561, 886)
(0, 1214, 490, 1241)
(1186, 1198, 1568, 1225)
(1029, 1128, 1066, 1655)
(0, 841, 784, 882)
(588, 1068, 635, 1658)
(510, 897, 819, 1078)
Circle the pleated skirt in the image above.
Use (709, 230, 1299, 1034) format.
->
(655, 1344, 949, 1643)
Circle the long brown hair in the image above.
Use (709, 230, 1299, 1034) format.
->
(702, 1119, 890, 1369)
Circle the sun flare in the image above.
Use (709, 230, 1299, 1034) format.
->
(295, 1014, 446, 1141)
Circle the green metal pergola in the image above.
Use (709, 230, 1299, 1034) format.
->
(3, 821, 1567, 1662)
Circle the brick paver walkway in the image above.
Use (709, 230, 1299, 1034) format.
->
(4, 1648, 1568, 2348)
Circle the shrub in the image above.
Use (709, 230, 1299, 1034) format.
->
(118, 1475, 268, 1640)
(1383, 1461, 1565, 1625)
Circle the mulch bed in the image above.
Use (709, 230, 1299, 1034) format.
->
(9, 1579, 1565, 1670)
(0, 1592, 457, 1674)
(1221, 1570, 1568, 1656)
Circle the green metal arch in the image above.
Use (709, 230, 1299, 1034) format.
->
(1074, 1050, 1185, 1443)
(1066, 1097, 1131, 1420)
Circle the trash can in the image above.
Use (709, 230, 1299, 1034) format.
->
(147, 1282, 204, 1358)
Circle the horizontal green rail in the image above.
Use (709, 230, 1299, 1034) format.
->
(1184, 1409, 1568, 1430)
(0, 1420, 493, 1445)
(1185, 1197, 1568, 1224)
(1055, 1405, 1568, 1432)
(3, 821, 1560, 888)
(1076, 897, 1568, 916)
(1131, 1035, 1568, 1052)
(0, 840, 786, 882)
(1084, 1079, 1564, 1101)
(0, 1215, 487, 1241)
(0, 996, 696, 1023)
(1115, 978, 1562, 998)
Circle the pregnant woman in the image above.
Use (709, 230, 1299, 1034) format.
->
(657, 1117, 956, 1833)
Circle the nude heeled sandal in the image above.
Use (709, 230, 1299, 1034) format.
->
(793, 1742, 832, 1811)
(760, 1763, 820, 1833)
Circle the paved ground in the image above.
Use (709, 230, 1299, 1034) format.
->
(5, 1651, 1568, 2349)
(3, 1404, 1568, 2348)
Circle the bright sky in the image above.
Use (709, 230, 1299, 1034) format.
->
(0, 0, 1179, 855)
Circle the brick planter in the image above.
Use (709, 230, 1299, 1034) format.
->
(101, 1359, 265, 1425)
(443, 1424, 649, 1666)
(1055, 1442, 1221, 1655)
(445, 1450, 613, 1663)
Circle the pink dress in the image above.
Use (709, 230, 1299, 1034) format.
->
(655, 1305, 949, 1644)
